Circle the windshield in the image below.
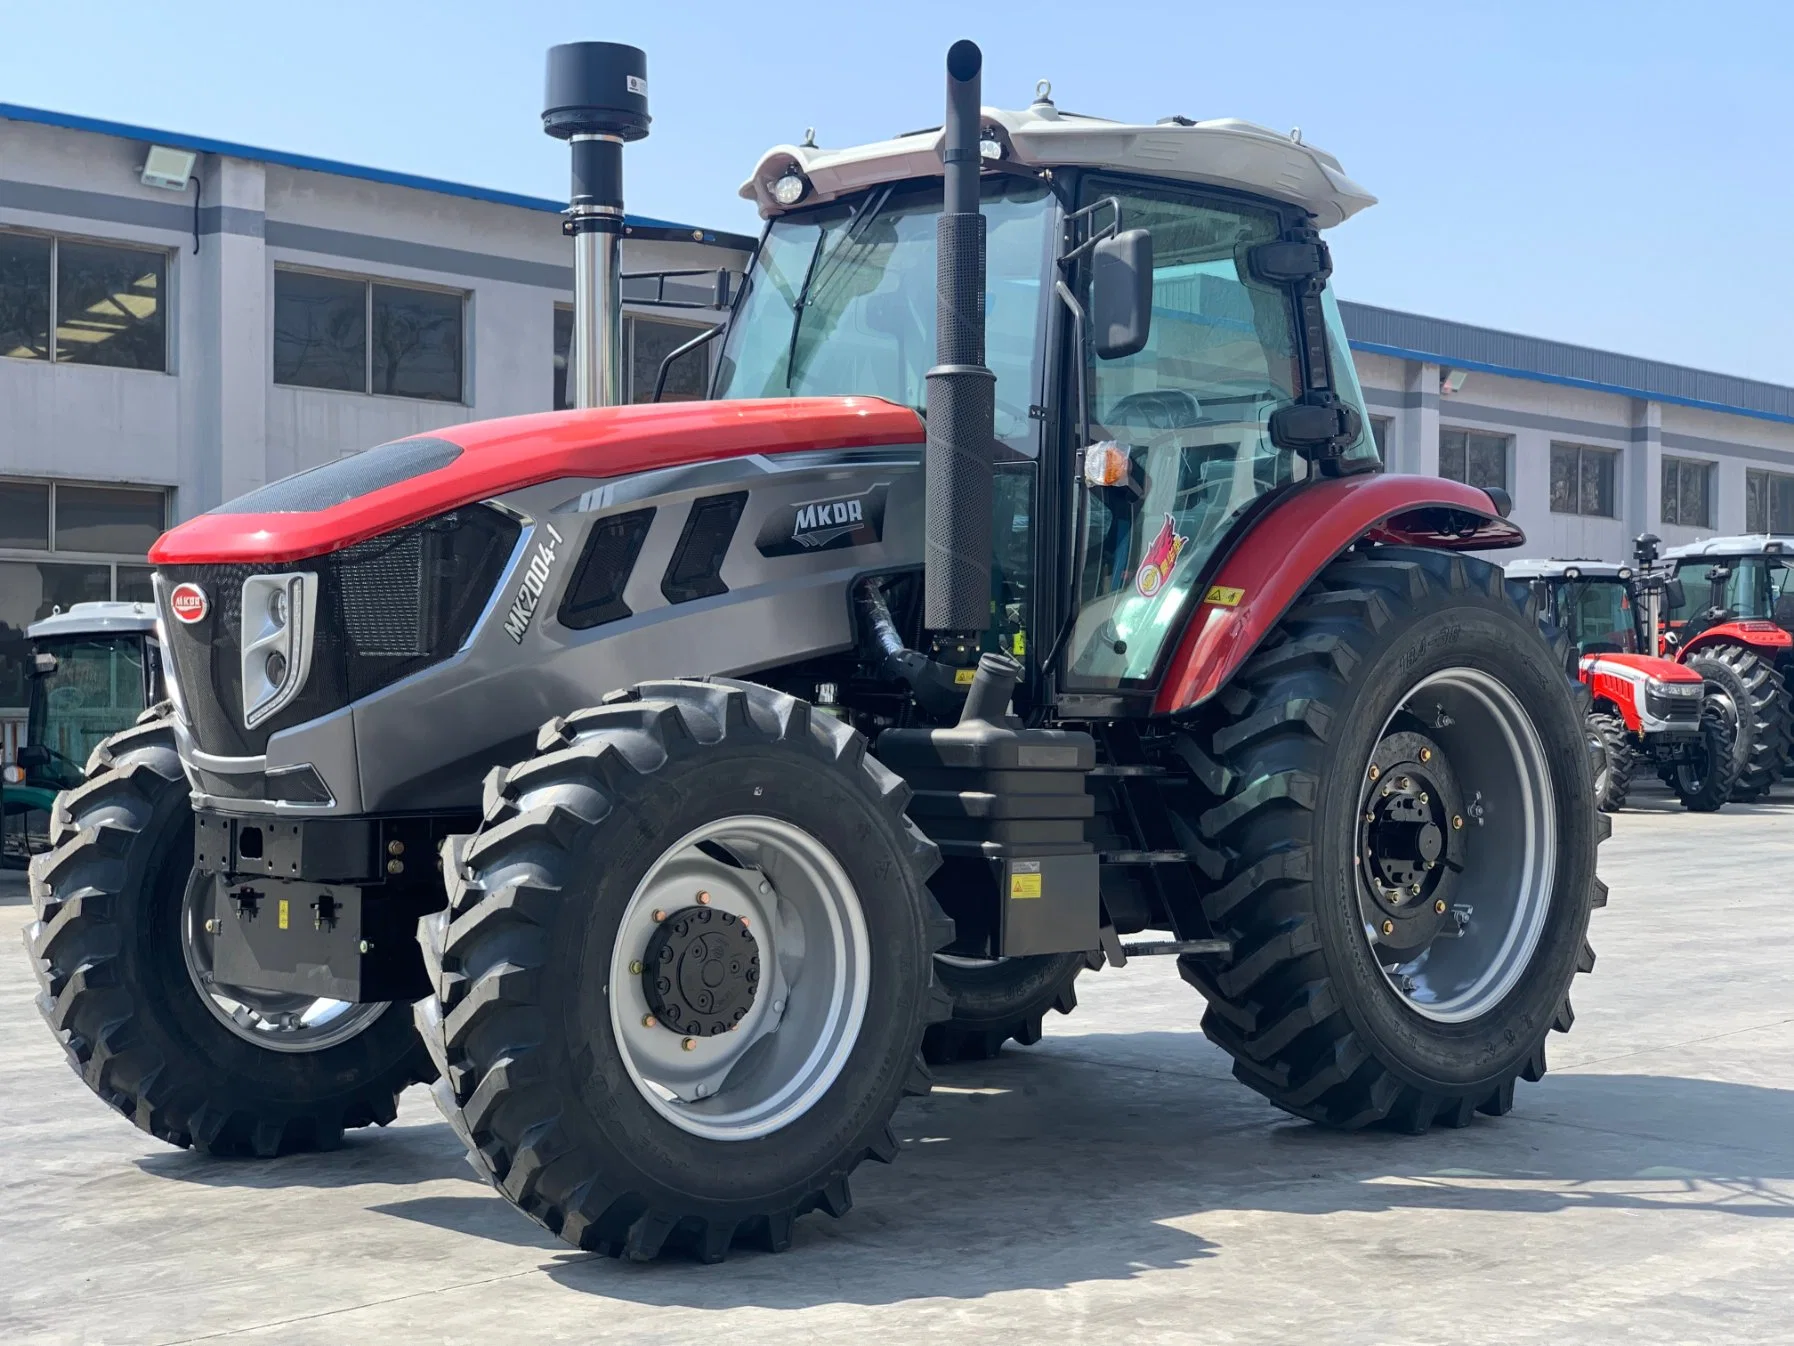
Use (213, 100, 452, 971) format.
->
(1554, 580, 1637, 655)
(1667, 556, 1794, 626)
(27, 635, 149, 788)
(713, 179, 1052, 457)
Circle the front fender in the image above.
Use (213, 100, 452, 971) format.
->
(1678, 621, 1794, 660)
(1153, 473, 1522, 714)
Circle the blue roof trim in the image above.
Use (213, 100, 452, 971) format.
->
(1340, 300, 1794, 428)
(0, 101, 755, 248)
(1346, 338, 1794, 429)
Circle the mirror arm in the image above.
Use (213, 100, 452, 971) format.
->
(651, 322, 725, 403)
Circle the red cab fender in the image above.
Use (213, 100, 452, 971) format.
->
(1677, 620, 1794, 660)
(1153, 473, 1523, 715)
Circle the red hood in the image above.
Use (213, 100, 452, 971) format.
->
(150, 397, 923, 566)
(1581, 652, 1701, 681)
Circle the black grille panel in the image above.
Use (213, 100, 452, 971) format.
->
(161, 505, 520, 758)
(662, 492, 745, 604)
(560, 509, 655, 630)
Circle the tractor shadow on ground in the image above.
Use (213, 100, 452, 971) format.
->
(364, 1038, 1794, 1309)
(135, 1117, 484, 1193)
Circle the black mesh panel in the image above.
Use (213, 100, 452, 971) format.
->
(661, 492, 745, 604)
(560, 509, 655, 630)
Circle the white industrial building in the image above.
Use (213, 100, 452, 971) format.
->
(4, 101, 1794, 728)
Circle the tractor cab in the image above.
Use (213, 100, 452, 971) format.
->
(2, 602, 162, 859)
(1505, 559, 1644, 657)
(1661, 536, 1794, 643)
(720, 96, 1390, 704)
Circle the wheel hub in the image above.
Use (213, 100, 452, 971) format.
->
(641, 905, 759, 1037)
(1357, 730, 1464, 959)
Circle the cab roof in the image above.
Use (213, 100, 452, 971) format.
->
(28, 601, 158, 640)
(1503, 559, 1634, 581)
(741, 98, 1375, 228)
(1662, 535, 1794, 560)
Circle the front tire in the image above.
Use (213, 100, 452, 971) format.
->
(417, 679, 950, 1262)
(22, 712, 431, 1155)
(1172, 548, 1605, 1132)
(1667, 696, 1740, 813)
(922, 953, 1083, 1064)
(1587, 710, 1632, 812)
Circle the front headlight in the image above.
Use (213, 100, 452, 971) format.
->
(1647, 678, 1703, 699)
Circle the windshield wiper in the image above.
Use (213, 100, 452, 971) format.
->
(784, 185, 895, 393)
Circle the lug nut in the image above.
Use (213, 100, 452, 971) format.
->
(359, 940, 373, 954)
(1419, 792, 1429, 804)
(696, 890, 711, 905)
(204, 918, 219, 934)
(386, 858, 404, 875)
(1451, 815, 1464, 830)
(641, 1014, 657, 1029)
(1435, 899, 1447, 914)
(1380, 919, 1395, 936)
(629, 960, 643, 975)
(652, 909, 666, 923)
(1409, 883, 1421, 895)
(1381, 786, 1392, 797)
(681, 1037, 696, 1052)
(1399, 777, 1411, 790)
(387, 839, 405, 857)
(739, 916, 751, 928)
(1364, 811, 1375, 823)
(1419, 747, 1432, 763)
(1368, 764, 1381, 781)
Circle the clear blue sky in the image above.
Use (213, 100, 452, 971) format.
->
(4, 0, 1788, 383)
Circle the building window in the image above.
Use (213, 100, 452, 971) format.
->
(1439, 428, 1509, 490)
(1661, 457, 1714, 528)
(1369, 416, 1391, 458)
(0, 479, 168, 709)
(0, 230, 166, 372)
(1746, 468, 1794, 534)
(552, 308, 711, 410)
(273, 269, 464, 402)
(1550, 442, 1617, 517)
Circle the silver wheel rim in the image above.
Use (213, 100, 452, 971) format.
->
(180, 873, 390, 1053)
(1357, 668, 1557, 1024)
(609, 815, 870, 1142)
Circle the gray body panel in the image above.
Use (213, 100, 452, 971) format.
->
(171, 446, 927, 817)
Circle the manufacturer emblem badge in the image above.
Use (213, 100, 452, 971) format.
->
(169, 582, 209, 624)
(756, 484, 890, 558)
(1135, 515, 1189, 598)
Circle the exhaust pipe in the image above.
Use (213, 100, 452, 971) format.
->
(923, 39, 996, 651)
(543, 42, 650, 409)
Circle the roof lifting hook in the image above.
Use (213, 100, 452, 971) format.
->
(1033, 79, 1054, 107)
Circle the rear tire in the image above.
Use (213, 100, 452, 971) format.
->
(1587, 711, 1632, 812)
(417, 679, 950, 1262)
(922, 954, 1083, 1064)
(1683, 646, 1791, 801)
(1170, 548, 1604, 1132)
(22, 711, 431, 1156)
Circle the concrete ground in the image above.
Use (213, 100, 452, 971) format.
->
(4, 783, 1792, 1346)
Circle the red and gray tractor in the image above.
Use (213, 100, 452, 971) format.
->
(1658, 534, 1794, 795)
(24, 40, 1603, 1262)
(1506, 555, 1734, 811)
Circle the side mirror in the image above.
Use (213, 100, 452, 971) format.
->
(1663, 578, 1686, 610)
(17, 744, 49, 770)
(31, 651, 57, 676)
(1091, 229, 1153, 361)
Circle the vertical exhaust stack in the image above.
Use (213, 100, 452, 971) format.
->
(543, 42, 650, 409)
(924, 39, 996, 655)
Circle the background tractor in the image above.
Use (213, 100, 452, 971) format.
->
(23, 39, 1603, 1262)
(2, 602, 162, 864)
(1507, 557, 1734, 811)
(1659, 534, 1794, 795)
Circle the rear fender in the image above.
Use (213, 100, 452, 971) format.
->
(1677, 621, 1794, 661)
(1153, 474, 1521, 715)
